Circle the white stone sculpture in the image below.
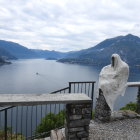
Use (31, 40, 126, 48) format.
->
(98, 54, 129, 111)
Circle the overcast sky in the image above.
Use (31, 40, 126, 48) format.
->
(0, 0, 140, 52)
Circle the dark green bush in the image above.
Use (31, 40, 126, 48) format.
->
(35, 110, 65, 138)
(120, 102, 137, 111)
(0, 127, 24, 140)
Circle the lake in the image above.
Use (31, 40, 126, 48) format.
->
(0, 59, 139, 109)
(0, 59, 140, 138)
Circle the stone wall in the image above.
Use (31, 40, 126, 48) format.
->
(65, 103, 92, 140)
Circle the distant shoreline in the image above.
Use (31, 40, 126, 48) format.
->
(0, 60, 12, 66)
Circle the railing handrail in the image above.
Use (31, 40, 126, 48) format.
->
(51, 87, 69, 94)
(0, 106, 14, 112)
(0, 93, 91, 106)
(127, 82, 140, 87)
(69, 81, 96, 84)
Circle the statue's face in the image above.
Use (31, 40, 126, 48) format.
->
(111, 56, 115, 67)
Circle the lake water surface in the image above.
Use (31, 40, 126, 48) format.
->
(0, 59, 140, 110)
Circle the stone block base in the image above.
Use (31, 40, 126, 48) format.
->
(65, 103, 91, 140)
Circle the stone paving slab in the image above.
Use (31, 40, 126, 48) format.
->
(34, 138, 50, 140)
(89, 119, 140, 140)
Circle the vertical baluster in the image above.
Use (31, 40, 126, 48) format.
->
(59, 104, 61, 127)
(41, 105, 42, 121)
(85, 83, 86, 94)
(81, 83, 83, 92)
(69, 82, 71, 93)
(16, 106, 18, 140)
(36, 106, 37, 131)
(45, 104, 47, 115)
(26, 106, 28, 139)
(0, 112, 1, 129)
(74, 83, 75, 93)
(91, 83, 94, 118)
(77, 83, 79, 93)
(45, 105, 47, 115)
(50, 104, 52, 132)
(63, 105, 65, 126)
(21, 106, 23, 140)
(4, 109, 7, 140)
(54, 104, 56, 114)
(11, 108, 13, 140)
(31, 106, 33, 140)
(88, 83, 90, 97)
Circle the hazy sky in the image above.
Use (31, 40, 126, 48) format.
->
(0, 0, 140, 52)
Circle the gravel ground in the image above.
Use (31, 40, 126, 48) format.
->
(89, 119, 140, 140)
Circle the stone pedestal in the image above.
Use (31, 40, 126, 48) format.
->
(94, 89, 111, 123)
(65, 103, 91, 140)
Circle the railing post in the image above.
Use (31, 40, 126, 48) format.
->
(69, 82, 71, 93)
(91, 82, 94, 119)
(136, 86, 140, 114)
(4, 109, 7, 140)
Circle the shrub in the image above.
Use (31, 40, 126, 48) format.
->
(120, 102, 137, 111)
(0, 127, 24, 140)
(35, 110, 65, 138)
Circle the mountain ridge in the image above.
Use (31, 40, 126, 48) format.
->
(1, 34, 140, 67)
(0, 40, 38, 59)
(0, 40, 68, 60)
(58, 34, 140, 66)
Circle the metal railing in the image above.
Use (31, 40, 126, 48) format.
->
(0, 81, 95, 140)
(127, 82, 140, 113)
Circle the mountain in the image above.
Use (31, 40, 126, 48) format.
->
(1, 34, 140, 66)
(58, 34, 140, 66)
(0, 40, 68, 60)
(0, 47, 17, 59)
(0, 40, 38, 59)
(31, 49, 68, 59)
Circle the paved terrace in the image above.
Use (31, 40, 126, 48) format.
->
(89, 82, 140, 140)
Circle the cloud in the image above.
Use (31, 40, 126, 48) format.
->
(0, 0, 140, 51)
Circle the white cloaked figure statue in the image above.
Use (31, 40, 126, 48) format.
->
(98, 54, 129, 111)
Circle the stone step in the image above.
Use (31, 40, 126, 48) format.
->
(35, 128, 65, 140)
(50, 128, 65, 140)
(34, 137, 50, 140)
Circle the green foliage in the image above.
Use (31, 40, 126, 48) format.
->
(0, 127, 24, 140)
(35, 110, 65, 138)
(120, 102, 137, 111)
(92, 110, 94, 120)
